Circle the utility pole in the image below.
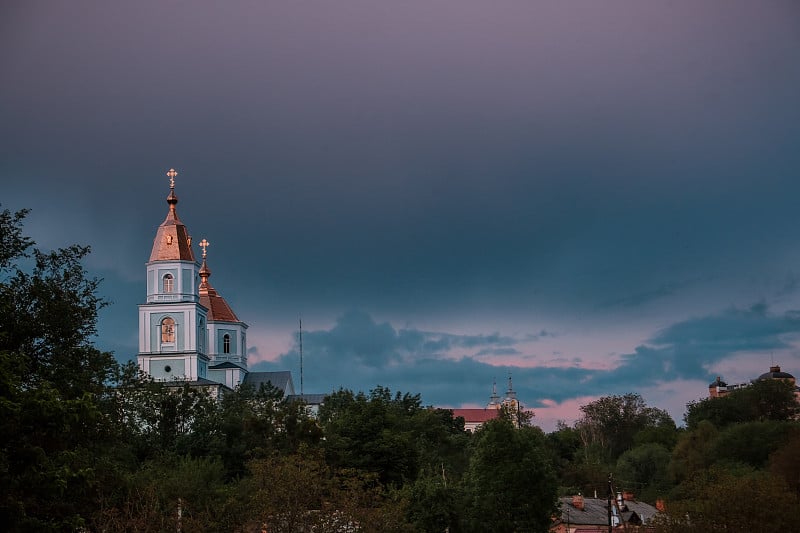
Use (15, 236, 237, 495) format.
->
(607, 473, 613, 533)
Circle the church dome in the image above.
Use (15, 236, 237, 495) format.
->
(149, 169, 196, 262)
(757, 365, 795, 381)
(709, 376, 727, 388)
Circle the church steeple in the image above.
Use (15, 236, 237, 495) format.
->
(197, 239, 239, 323)
(506, 373, 517, 400)
(488, 378, 500, 407)
(137, 169, 248, 388)
(138, 168, 208, 382)
(149, 168, 195, 262)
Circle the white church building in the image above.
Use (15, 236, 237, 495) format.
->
(136, 169, 295, 397)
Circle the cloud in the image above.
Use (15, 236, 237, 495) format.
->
(598, 277, 706, 309)
(584, 303, 800, 393)
(252, 304, 800, 428)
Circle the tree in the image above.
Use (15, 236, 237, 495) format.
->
(668, 420, 718, 485)
(710, 420, 798, 470)
(576, 393, 674, 463)
(653, 467, 799, 532)
(0, 207, 122, 530)
(769, 429, 800, 494)
(93, 456, 247, 533)
(461, 418, 557, 533)
(685, 379, 800, 430)
(319, 386, 424, 487)
(405, 474, 461, 533)
(247, 449, 412, 533)
(615, 443, 672, 501)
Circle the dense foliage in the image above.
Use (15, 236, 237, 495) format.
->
(2, 206, 799, 531)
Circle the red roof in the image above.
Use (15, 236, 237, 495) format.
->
(450, 408, 500, 423)
(199, 285, 239, 322)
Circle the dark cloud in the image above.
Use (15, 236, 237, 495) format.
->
(254, 305, 800, 411)
(584, 303, 800, 391)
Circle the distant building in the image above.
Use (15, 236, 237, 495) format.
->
(136, 169, 297, 397)
(708, 365, 799, 400)
(449, 376, 529, 431)
(551, 493, 661, 533)
(287, 393, 328, 417)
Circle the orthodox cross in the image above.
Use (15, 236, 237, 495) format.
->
(166, 168, 178, 189)
(199, 238, 210, 258)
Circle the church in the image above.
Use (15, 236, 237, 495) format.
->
(136, 169, 296, 397)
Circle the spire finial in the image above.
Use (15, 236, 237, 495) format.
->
(198, 238, 211, 291)
(167, 168, 178, 189)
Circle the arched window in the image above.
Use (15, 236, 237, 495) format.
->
(161, 317, 175, 343)
(223, 334, 231, 354)
(163, 273, 174, 293)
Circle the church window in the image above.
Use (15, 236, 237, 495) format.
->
(163, 273, 174, 293)
(223, 334, 231, 354)
(161, 317, 175, 343)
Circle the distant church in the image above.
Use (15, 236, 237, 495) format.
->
(450, 376, 524, 431)
(136, 169, 294, 396)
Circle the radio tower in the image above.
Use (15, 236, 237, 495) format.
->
(299, 317, 304, 396)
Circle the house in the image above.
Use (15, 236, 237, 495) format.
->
(551, 493, 661, 533)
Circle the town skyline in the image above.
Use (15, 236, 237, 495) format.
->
(3, 1, 800, 429)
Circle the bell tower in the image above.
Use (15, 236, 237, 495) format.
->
(137, 169, 210, 381)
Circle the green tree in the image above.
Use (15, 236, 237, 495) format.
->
(668, 420, 718, 485)
(615, 443, 672, 501)
(92, 456, 247, 533)
(0, 207, 122, 530)
(653, 467, 799, 532)
(247, 450, 412, 533)
(461, 418, 557, 533)
(319, 386, 424, 486)
(576, 393, 674, 463)
(405, 474, 461, 533)
(769, 429, 800, 494)
(711, 420, 798, 470)
(685, 378, 800, 430)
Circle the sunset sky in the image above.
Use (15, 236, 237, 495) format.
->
(2, 1, 800, 429)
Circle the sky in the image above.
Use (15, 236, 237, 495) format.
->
(2, 1, 800, 430)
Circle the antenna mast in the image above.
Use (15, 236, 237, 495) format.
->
(299, 317, 304, 396)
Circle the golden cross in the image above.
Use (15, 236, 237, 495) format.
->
(166, 168, 178, 188)
(199, 238, 210, 258)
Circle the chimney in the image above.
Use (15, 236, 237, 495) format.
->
(622, 491, 635, 502)
(572, 494, 585, 510)
(656, 499, 666, 513)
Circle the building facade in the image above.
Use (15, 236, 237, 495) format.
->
(708, 364, 799, 401)
(136, 169, 294, 396)
(450, 376, 527, 431)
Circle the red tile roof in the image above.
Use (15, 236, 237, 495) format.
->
(199, 285, 239, 322)
(450, 408, 500, 423)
